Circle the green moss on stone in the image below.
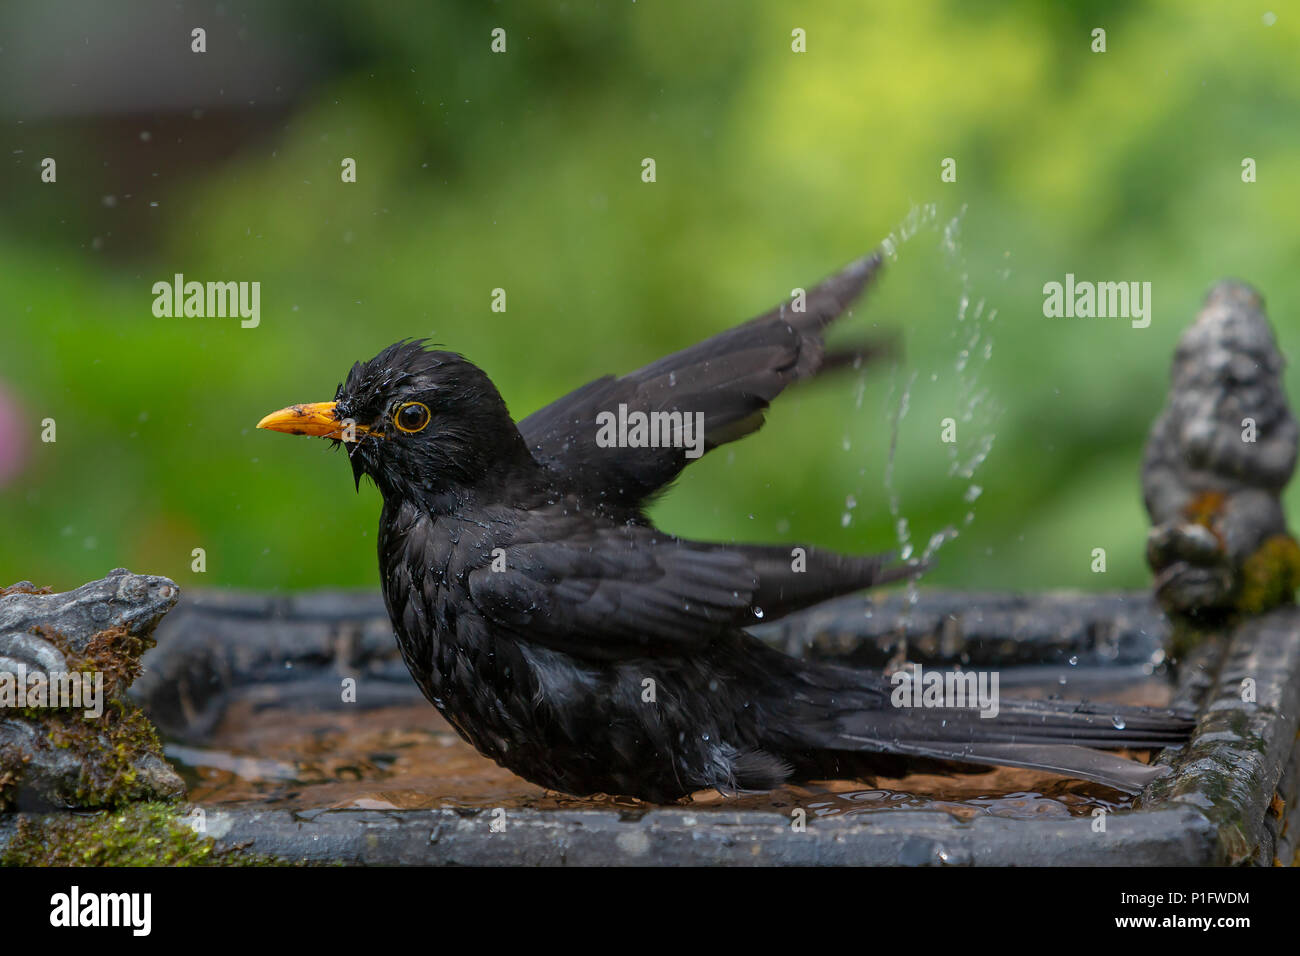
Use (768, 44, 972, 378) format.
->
(1, 620, 182, 809)
(1237, 535, 1300, 615)
(0, 803, 287, 867)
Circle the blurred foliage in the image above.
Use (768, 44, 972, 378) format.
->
(1, 0, 1298, 595)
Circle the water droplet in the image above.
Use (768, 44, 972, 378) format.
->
(1111, 716, 1126, 730)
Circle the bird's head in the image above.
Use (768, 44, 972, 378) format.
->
(257, 340, 534, 503)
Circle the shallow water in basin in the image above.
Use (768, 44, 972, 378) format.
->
(167, 672, 1172, 821)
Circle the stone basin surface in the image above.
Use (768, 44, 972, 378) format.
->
(41, 587, 1291, 866)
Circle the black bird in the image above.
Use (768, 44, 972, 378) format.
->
(258, 253, 1193, 801)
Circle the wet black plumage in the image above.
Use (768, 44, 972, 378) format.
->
(260, 253, 1194, 800)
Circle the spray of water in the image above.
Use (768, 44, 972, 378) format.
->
(866, 204, 1003, 666)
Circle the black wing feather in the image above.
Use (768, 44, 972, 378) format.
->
(517, 252, 885, 505)
(466, 527, 758, 660)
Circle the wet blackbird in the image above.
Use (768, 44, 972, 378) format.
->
(259, 253, 1193, 800)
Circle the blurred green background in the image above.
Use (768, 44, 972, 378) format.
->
(1, 0, 1298, 594)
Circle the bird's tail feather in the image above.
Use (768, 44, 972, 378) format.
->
(851, 739, 1172, 793)
(791, 673, 1196, 794)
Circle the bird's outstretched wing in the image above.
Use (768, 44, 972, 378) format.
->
(516, 252, 886, 506)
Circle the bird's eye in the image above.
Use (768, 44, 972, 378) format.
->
(394, 401, 431, 433)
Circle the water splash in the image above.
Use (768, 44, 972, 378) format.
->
(883, 368, 917, 565)
(872, 203, 1005, 654)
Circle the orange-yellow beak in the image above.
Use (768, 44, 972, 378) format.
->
(256, 401, 369, 441)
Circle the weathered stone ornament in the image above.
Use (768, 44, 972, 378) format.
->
(1142, 281, 1300, 626)
(0, 569, 185, 810)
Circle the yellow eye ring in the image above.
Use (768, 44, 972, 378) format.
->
(393, 401, 431, 433)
